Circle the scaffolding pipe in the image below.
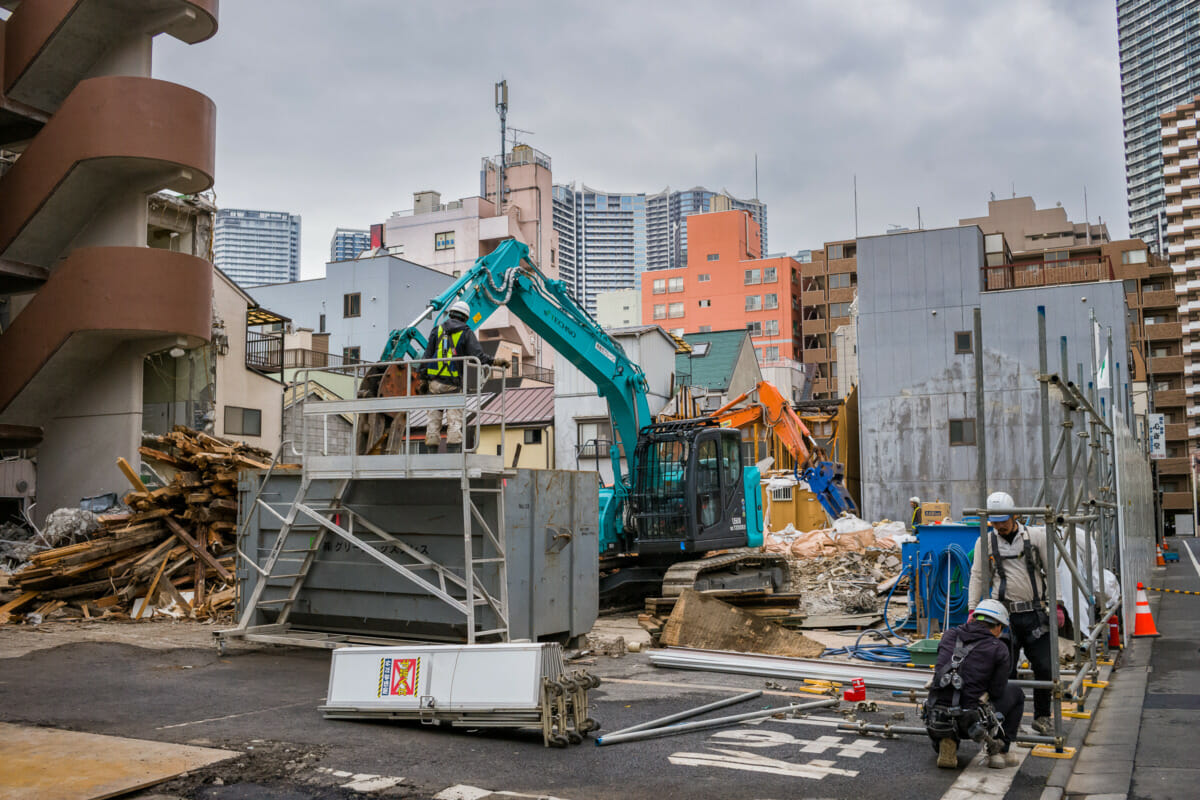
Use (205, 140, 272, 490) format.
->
(595, 698, 838, 746)
(600, 690, 763, 738)
(837, 721, 1058, 747)
(1037, 306, 1065, 748)
(974, 307, 990, 588)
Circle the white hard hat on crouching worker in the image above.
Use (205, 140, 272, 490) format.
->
(973, 598, 1010, 628)
(448, 300, 471, 319)
(986, 491, 1015, 522)
(910, 496, 920, 504)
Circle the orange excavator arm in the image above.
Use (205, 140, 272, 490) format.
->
(709, 381, 821, 465)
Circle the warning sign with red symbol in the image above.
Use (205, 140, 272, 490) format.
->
(377, 657, 420, 698)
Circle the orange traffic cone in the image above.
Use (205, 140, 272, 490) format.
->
(1156, 546, 1166, 567)
(1133, 583, 1161, 637)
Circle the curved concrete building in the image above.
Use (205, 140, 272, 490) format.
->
(0, 0, 218, 520)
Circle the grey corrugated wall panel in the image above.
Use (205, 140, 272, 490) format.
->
(236, 469, 598, 643)
(856, 225, 1129, 521)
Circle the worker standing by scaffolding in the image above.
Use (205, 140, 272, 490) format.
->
(968, 491, 1054, 735)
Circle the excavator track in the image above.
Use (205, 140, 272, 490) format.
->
(660, 549, 789, 598)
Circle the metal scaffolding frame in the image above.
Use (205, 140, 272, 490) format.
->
(217, 356, 512, 651)
(961, 303, 1153, 754)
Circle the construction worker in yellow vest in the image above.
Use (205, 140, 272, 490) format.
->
(421, 300, 507, 452)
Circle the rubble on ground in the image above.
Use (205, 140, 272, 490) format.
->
(1, 511, 102, 573)
(764, 515, 905, 618)
(0, 426, 293, 625)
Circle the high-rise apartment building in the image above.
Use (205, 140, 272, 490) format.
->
(214, 208, 301, 287)
(551, 183, 647, 314)
(1161, 96, 1200, 506)
(639, 209, 801, 362)
(552, 182, 766, 313)
(1118, 0, 1200, 252)
(330, 227, 370, 262)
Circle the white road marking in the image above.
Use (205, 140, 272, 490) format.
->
(936, 746, 1029, 800)
(342, 775, 404, 792)
(669, 747, 859, 779)
(1184, 538, 1200, 581)
(155, 698, 323, 729)
(434, 786, 493, 800)
(709, 730, 887, 758)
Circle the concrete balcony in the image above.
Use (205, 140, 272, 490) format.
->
(4, 0, 218, 114)
(1155, 456, 1190, 475)
(1146, 321, 1183, 341)
(801, 317, 828, 334)
(0, 76, 215, 268)
(0, 246, 212, 421)
(802, 347, 828, 363)
(1163, 491, 1193, 510)
(1155, 389, 1186, 408)
(1142, 289, 1179, 309)
(1151, 355, 1186, 374)
(1166, 423, 1189, 441)
(1164, 145, 1182, 157)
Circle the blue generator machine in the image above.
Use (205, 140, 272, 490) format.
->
(899, 523, 980, 635)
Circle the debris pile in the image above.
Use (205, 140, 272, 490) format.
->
(0, 427, 291, 625)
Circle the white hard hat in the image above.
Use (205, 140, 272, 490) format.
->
(448, 300, 471, 319)
(973, 598, 1010, 628)
(987, 491, 1015, 522)
(910, 496, 921, 504)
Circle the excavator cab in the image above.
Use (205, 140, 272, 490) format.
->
(630, 419, 749, 555)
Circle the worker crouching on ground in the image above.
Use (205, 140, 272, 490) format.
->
(924, 599, 1023, 770)
(910, 497, 922, 529)
(968, 491, 1053, 736)
(421, 300, 508, 453)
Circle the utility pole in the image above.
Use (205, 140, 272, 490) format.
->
(495, 80, 508, 212)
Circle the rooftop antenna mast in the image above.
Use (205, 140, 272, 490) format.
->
(495, 79, 508, 211)
(507, 126, 536, 148)
(754, 153, 759, 200)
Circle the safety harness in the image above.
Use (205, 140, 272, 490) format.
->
(923, 636, 1002, 747)
(427, 324, 464, 381)
(989, 525, 1046, 613)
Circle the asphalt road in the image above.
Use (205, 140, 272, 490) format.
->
(0, 636, 1061, 800)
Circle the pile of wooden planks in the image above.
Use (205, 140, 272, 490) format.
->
(0, 427, 292, 624)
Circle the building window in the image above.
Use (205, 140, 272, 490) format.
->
(668, 302, 685, 318)
(830, 301, 851, 318)
(745, 295, 762, 311)
(668, 277, 684, 292)
(744, 269, 761, 285)
(577, 419, 612, 457)
(698, 273, 711, 282)
(765, 346, 780, 361)
(828, 244, 844, 259)
(653, 279, 666, 294)
(435, 231, 455, 250)
(699, 299, 711, 308)
(829, 273, 852, 289)
(707, 253, 720, 261)
(699, 325, 712, 333)
(524, 428, 542, 444)
(764, 293, 778, 310)
(343, 293, 361, 318)
(319, 313, 326, 333)
(949, 418, 977, 446)
(764, 319, 779, 336)
(955, 331, 973, 353)
(653, 304, 666, 320)
(343, 346, 361, 362)
(225, 406, 262, 437)
(747, 321, 763, 336)
(670, 327, 685, 336)
(764, 267, 777, 282)
(1121, 249, 1148, 265)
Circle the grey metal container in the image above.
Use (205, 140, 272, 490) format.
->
(236, 469, 599, 643)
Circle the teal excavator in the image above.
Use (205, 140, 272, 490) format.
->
(379, 239, 797, 600)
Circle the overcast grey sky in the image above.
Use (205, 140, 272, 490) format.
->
(154, 1, 1126, 280)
